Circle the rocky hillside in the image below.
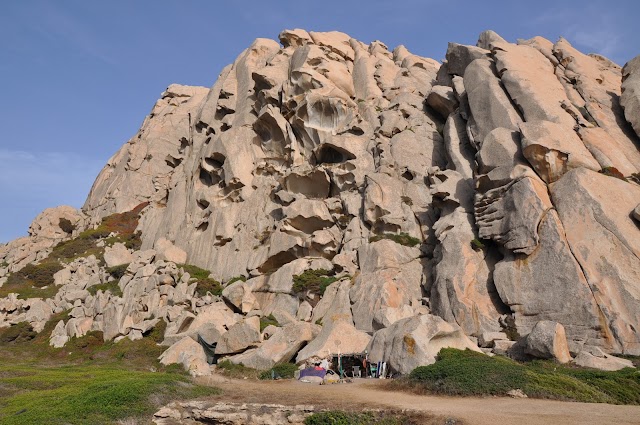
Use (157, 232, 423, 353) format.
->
(1, 29, 639, 375)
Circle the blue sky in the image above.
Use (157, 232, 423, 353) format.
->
(1, 0, 639, 243)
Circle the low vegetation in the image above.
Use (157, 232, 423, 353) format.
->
(259, 362, 298, 380)
(392, 348, 640, 405)
(1, 204, 147, 300)
(86, 281, 123, 297)
(599, 166, 627, 181)
(106, 263, 129, 279)
(470, 238, 485, 250)
(0, 322, 37, 344)
(259, 314, 279, 332)
(304, 410, 426, 425)
(58, 218, 76, 234)
(216, 359, 262, 379)
(0, 313, 219, 425)
(178, 263, 223, 296)
(369, 232, 421, 247)
(5, 262, 64, 289)
(292, 269, 337, 296)
(227, 275, 247, 285)
(0, 363, 218, 425)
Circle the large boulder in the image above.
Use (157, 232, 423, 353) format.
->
(226, 322, 320, 370)
(215, 316, 261, 355)
(159, 337, 211, 376)
(295, 321, 371, 363)
(524, 320, 572, 363)
(366, 314, 481, 374)
(103, 243, 133, 268)
(154, 238, 187, 264)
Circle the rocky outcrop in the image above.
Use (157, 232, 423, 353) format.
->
(2, 29, 640, 376)
(154, 401, 316, 425)
(367, 314, 481, 374)
(622, 55, 640, 138)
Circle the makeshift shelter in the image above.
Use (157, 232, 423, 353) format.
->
(197, 334, 217, 365)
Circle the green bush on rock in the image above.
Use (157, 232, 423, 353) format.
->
(292, 269, 337, 296)
(369, 232, 420, 247)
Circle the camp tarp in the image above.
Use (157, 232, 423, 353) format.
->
(299, 367, 327, 380)
(197, 334, 217, 365)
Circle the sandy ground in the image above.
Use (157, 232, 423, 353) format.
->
(196, 374, 640, 425)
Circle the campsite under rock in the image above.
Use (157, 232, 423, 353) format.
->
(2, 28, 640, 424)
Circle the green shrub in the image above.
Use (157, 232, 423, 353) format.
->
(195, 278, 222, 296)
(470, 238, 485, 250)
(409, 348, 526, 396)
(259, 362, 298, 380)
(8, 261, 64, 288)
(227, 275, 247, 285)
(292, 269, 337, 296)
(216, 360, 261, 379)
(259, 314, 279, 332)
(178, 263, 212, 280)
(404, 348, 640, 404)
(87, 281, 123, 297)
(145, 319, 167, 344)
(58, 218, 76, 234)
(368, 232, 420, 247)
(177, 264, 222, 296)
(0, 322, 37, 344)
(304, 411, 412, 425)
(599, 166, 626, 181)
(106, 264, 129, 279)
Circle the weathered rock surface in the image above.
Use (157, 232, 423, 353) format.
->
(159, 337, 211, 376)
(367, 314, 481, 374)
(154, 401, 315, 425)
(2, 29, 640, 377)
(227, 322, 320, 370)
(295, 320, 371, 363)
(524, 320, 572, 363)
(574, 346, 635, 371)
(622, 55, 640, 138)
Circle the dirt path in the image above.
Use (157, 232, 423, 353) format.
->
(197, 375, 640, 425)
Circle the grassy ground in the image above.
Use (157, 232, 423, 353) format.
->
(304, 410, 430, 425)
(390, 348, 640, 405)
(0, 314, 220, 424)
(0, 364, 217, 425)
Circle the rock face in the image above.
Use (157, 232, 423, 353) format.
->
(2, 29, 640, 376)
(622, 55, 640, 138)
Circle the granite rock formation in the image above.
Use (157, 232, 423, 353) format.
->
(2, 30, 640, 375)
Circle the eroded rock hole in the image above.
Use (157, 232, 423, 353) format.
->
(402, 170, 415, 181)
(205, 153, 225, 169)
(197, 199, 210, 210)
(199, 167, 222, 186)
(165, 155, 183, 168)
(215, 105, 235, 120)
(314, 144, 355, 165)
